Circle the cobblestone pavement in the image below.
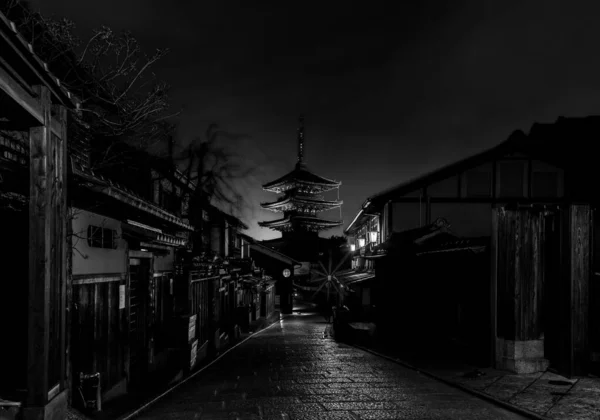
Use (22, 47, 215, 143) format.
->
(134, 312, 527, 420)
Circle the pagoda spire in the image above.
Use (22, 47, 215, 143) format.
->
(297, 115, 305, 168)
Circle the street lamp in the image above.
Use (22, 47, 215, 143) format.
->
(358, 238, 365, 248)
(350, 244, 356, 252)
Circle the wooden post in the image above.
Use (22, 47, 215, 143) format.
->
(27, 85, 52, 410)
(53, 103, 68, 396)
(569, 204, 591, 376)
(25, 86, 69, 419)
(490, 207, 499, 367)
(495, 208, 548, 373)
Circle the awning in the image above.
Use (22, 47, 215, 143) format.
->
(415, 237, 489, 256)
(122, 220, 188, 247)
(338, 270, 376, 285)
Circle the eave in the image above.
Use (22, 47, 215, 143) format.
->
(262, 165, 341, 194)
(0, 11, 79, 130)
(261, 195, 343, 212)
(259, 215, 343, 232)
(71, 160, 194, 231)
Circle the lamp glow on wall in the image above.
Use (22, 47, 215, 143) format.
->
(369, 231, 378, 243)
(358, 238, 366, 248)
(350, 244, 356, 252)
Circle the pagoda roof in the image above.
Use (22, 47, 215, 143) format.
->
(261, 195, 343, 212)
(258, 215, 343, 232)
(262, 163, 341, 194)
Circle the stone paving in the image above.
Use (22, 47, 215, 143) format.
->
(360, 339, 600, 420)
(133, 312, 526, 420)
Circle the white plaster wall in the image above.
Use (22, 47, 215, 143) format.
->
(71, 208, 127, 275)
(392, 202, 426, 232)
(153, 247, 175, 272)
(427, 175, 459, 198)
(430, 203, 492, 237)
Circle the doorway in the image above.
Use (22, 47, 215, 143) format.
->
(128, 256, 152, 388)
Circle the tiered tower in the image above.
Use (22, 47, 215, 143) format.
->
(259, 116, 343, 241)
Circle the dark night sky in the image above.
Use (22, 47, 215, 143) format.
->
(31, 0, 600, 240)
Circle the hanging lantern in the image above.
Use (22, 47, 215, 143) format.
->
(358, 238, 365, 248)
(369, 231, 378, 243)
(350, 244, 356, 252)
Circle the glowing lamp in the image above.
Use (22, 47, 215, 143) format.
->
(350, 244, 356, 252)
(369, 231, 378, 243)
(358, 238, 366, 248)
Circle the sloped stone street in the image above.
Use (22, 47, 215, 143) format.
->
(132, 310, 526, 420)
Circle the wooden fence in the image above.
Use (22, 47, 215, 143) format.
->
(71, 276, 127, 401)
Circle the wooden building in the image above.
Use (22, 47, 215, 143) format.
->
(240, 233, 302, 315)
(345, 122, 599, 377)
(0, 9, 80, 420)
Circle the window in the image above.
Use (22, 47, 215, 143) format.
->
(87, 225, 118, 249)
(230, 230, 241, 249)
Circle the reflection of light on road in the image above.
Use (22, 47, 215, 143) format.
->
(291, 311, 314, 316)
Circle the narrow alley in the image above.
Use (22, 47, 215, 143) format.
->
(132, 308, 527, 420)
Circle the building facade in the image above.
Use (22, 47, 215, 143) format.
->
(345, 123, 598, 378)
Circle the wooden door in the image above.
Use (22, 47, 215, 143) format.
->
(128, 257, 151, 387)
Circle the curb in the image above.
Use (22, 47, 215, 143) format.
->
(352, 344, 551, 420)
(118, 319, 279, 420)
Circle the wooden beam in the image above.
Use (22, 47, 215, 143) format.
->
(53, 104, 68, 393)
(0, 64, 63, 137)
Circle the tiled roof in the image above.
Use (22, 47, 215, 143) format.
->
(261, 195, 343, 212)
(71, 160, 193, 231)
(262, 165, 341, 193)
(258, 215, 343, 230)
(0, 10, 78, 107)
(337, 270, 376, 285)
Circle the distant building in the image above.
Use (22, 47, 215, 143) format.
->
(259, 116, 343, 264)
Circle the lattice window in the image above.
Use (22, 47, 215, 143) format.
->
(87, 225, 118, 249)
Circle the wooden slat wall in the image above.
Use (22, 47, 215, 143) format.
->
(570, 204, 591, 375)
(190, 276, 211, 345)
(496, 208, 544, 341)
(72, 280, 126, 398)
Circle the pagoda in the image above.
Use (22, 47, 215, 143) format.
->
(259, 117, 343, 252)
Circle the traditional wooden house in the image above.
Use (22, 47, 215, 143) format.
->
(68, 149, 195, 402)
(345, 121, 599, 377)
(0, 9, 80, 420)
(240, 233, 301, 315)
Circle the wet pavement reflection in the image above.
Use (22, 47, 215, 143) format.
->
(135, 309, 527, 419)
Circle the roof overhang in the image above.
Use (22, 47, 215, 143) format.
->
(249, 242, 302, 268)
(72, 160, 194, 231)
